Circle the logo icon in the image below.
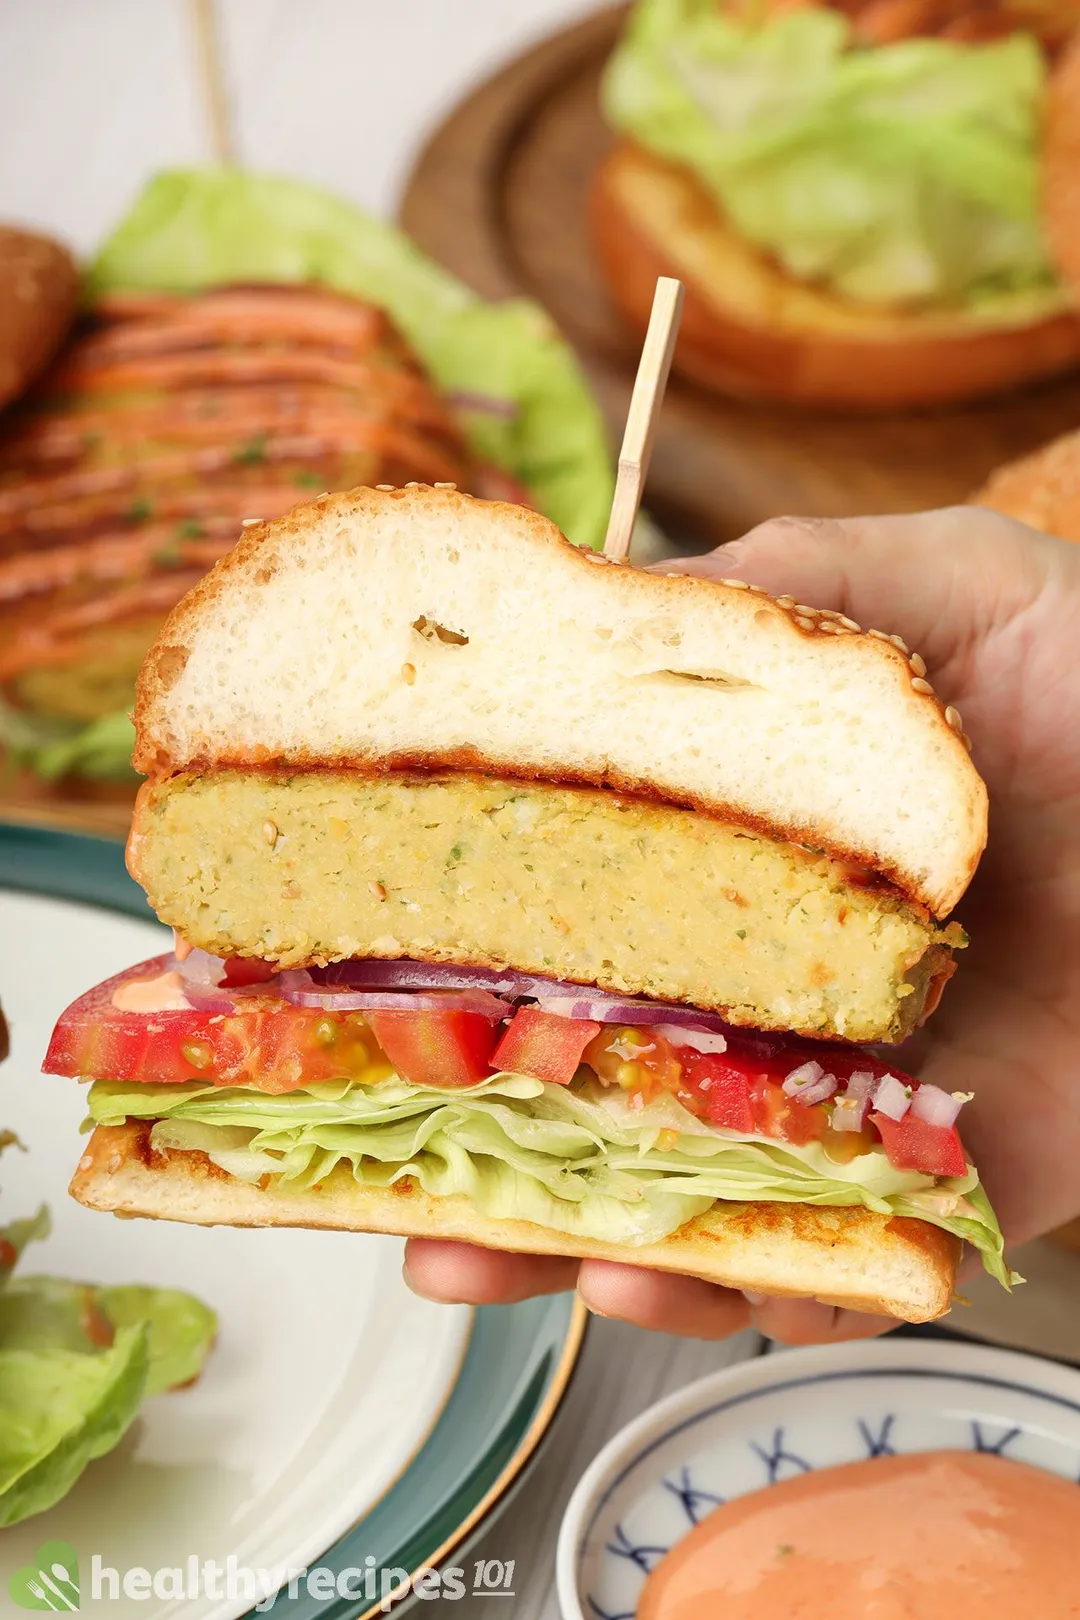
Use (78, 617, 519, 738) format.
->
(9, 1541, 80, 1611)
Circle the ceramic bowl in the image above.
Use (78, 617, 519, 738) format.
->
(557, 1337, 1080, 1620)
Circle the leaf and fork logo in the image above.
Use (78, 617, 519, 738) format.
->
(9, 1541, 80, 1611)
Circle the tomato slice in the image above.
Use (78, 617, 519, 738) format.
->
(44, 955, 381, 1093)
(364, 1009, 500, 1088)
(221, 957, 278, 987)
(679, 1051, 754, 1132)
(871, 1111, 968, 1178)
(492, 1007, 601, 1085)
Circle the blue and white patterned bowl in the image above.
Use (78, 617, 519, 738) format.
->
(556, 1338, 1080, 1620)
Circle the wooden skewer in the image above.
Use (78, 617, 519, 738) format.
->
(189, 0, 237, 166)
(602, 276, 685, 563)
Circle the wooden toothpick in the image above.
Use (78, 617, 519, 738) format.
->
(602, 276, 685, 563)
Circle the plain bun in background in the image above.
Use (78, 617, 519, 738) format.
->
(590, 142, 1080, 411)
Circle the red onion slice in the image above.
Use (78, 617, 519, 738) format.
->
(832, 1094, 870, 1132)
(844, 1070, 879, 1102)
(910, 1083, 967, 1128)
(651, 1023, 728, 1055)
(277, 973, 509, 1017)
(176, 948, 283, 1013)
(782, 1061, 838, 1106)
(873, 1073, 912, 1121)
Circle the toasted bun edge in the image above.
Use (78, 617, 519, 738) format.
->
(72, 1123, 958, 1324)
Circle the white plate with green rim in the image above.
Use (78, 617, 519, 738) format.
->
(0, 823, 586, 1619)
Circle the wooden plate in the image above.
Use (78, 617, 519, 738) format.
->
(0, 768, 135, 838)
(400, 3, 1080, 546)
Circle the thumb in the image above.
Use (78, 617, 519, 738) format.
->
(653, 507, 1065, 694)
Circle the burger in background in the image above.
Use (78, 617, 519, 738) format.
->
(592, 0, 1080, 408)
(973, 31, 1080, 539)
(0, 170, 613, 788)
(0, 226, 77, 413)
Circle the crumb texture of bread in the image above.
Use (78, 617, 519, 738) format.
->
(133, 486, 986, 916)
(72, 1123, 959, 1324)
(590, 142, 1080, 409)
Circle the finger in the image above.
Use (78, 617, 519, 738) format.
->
(745, 1293, 898, 1346)
(652, 508, 1073, 686)
(577, 1261, 751, 1339)
(403, 1239, 579, 1305)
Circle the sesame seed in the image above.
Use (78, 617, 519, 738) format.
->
(775, 595, 796, 609)
(433, 481, 458, 489)
(746, 583, 768, 594)
(944, 705, 963, 731)
(961, 731, 973, 751)
(721, 578, 751, 590)
(867, 628, 891, 642)
(909, 653, 927, 677)
(837, 615, 861, 632)
(794, 604, 815, 617)
(889, 633, 909, 653)
(262, 819, 278, 847)
(404, 481, 420, 488)
(375, 483, 395, 491)
(911, 676, 934, 695)
(241, 517, 262, 527)
(401, 662, 416, 684)
(817, 621, 842, 634)
(584, 551, 610, 564)
(793, 616, 816, 632)
(369, 881, 388, 902)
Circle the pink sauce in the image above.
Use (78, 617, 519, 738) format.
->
(110, 969, 190, 1013)
(637, 1452, 1080, 1620)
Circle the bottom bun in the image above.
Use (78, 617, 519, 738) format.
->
(72, 1123, 958, 1324)
(590, 142, 1080, 410)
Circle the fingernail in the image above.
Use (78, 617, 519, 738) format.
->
(742, 1291, 766, 1306)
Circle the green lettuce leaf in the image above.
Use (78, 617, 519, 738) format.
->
(88, 169, 613, 550)
(603, 0, 1058, 307)
(88, 1071, 1011, 1285)
(0, 1278, 218, 1397)
(0, 1324, 148, 1528)
(0, 701, 137, 784)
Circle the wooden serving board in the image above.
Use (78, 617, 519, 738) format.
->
(400, 2, 1080, 547)
(0, 771, 134, 839)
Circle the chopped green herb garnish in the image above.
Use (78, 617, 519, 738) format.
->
(233, 433, 268, 466)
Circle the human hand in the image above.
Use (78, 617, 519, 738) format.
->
(406, 507, 1080, 1341)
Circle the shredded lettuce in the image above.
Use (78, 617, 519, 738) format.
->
(603, 0, 1057, 308)
(87, 1072, 1012, 1286)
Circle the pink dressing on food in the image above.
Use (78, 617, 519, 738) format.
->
(111, 970, 190, 1013)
